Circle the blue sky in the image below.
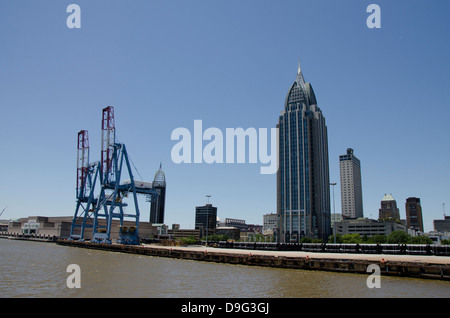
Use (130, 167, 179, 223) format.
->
(0, 1, 449, 232)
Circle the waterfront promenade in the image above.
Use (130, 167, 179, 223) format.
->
(147, 244, 450, 265)
(57, 240, 450, 280)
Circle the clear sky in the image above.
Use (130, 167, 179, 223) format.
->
(0, 0, 449, 232)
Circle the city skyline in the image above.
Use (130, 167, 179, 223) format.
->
(0, 1, 449, 233)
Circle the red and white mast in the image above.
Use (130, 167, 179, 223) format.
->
(101, 106, 115, 183)
(76, 130, 89, 197)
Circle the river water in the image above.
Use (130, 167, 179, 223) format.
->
(1, 239, 449, 298)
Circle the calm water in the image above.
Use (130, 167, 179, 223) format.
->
(1, 239, 449, 298)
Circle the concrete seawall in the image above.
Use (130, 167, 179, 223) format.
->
(57, 239, 450, 281)
(0, 233, 57, 243)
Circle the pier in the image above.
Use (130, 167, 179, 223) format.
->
(57, 239, 450, 281)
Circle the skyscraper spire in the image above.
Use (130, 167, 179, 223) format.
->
(296, 57, 305, 86)
(153, 163, 166, 186)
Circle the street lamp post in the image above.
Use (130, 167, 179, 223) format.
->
(330, 183, 337, 244)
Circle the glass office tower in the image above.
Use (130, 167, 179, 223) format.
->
(277, 62, 331, 242)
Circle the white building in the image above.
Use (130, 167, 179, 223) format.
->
(263, 213, 278, 235)
(339, 148, 363, 219)
(335, 218, 405, 237)
(330, 213, 343, 229)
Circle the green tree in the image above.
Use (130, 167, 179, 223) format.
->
(441, 239, 450, 245)
(411, 235, 433, 244)
(328, 233, 343, 243)
(371, 235, 387, 244)
(300, 237, 313, 243)
(205, 234, 229, 242)
(387, 231, 410, 244)
(181, 236, 197, 245)
(341, 233, 363, 244)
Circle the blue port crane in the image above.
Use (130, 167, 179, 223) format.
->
(70, 130, 101, 241)
(70, 106, 158, 245)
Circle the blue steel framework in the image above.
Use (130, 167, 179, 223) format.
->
(92, 142, 158, 244)
(70, 130, 101, 241)
(70, 160, 101, 241)
(70, 107, 158, 245)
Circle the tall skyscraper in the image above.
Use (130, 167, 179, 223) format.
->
(405, 197, 424, 232)
(379, 194, 400, 220)
(339, 148, 363, 219)
(277, 61, 331, 242)
(150, 164, 166, 224)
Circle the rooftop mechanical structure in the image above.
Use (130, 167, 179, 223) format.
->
(70, 106, 159, 245)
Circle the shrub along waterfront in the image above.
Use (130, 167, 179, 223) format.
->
(169, 231, 445, 246)
(327, 231, 434, 244)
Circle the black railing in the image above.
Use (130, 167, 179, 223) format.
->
(216, 241, 450, 256)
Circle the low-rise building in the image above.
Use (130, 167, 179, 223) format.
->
(168, 228, 200, 240)
(434, 216, 450, 233)
(0, 220, 9, 232)
(263, 213, 277, 235)
(424, 231, 450, 245)
(335, 217, 405, 237)
(6, 216, 73, 238)
(330, 213, 343, 229)
(3, 216, 157, 241)
(215, 227, 240, 241)
(218, 218, 247, 231)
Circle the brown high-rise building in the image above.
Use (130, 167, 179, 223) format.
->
(405, 197, 424, 232)
(379, 194, 400, 220)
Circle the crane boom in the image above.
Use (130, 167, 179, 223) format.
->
(0, 206, 8, 217)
